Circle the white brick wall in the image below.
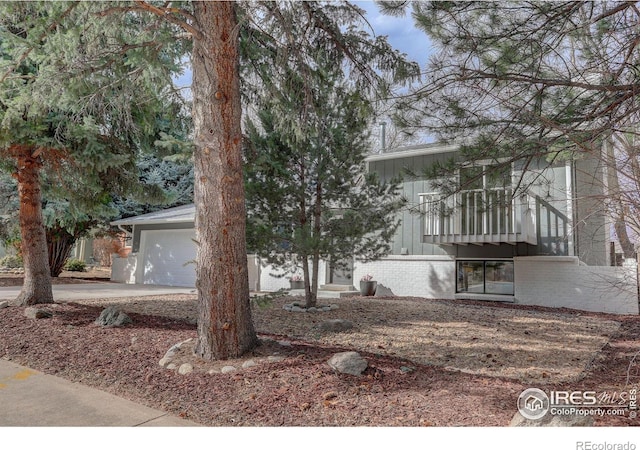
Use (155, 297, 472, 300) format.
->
(255, 255, 455, 298)
(257, 258, 328, 292)
(514, 256, 639, 315)
(353, 256, 456, 299)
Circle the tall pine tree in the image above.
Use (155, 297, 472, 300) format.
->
(0, 2, 186, 304)
(245, 49, 406, 308)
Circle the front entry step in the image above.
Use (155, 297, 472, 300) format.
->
(319, 284, 357, 292)
(319, 284, 359, 298)
(289, 285, 360, 298)
(318, 289, 360, 298)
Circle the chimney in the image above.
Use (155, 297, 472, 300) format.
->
(379, 122, 386, 152)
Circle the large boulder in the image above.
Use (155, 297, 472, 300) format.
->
(95, 306, 132, 327)
(374, 284, 394, 297)
(178, 363, 193, 375)
(159, 338, 194, 368)
(327, 351, 368, 376)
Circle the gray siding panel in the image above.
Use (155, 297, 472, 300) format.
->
(370, 146, 608, 265)
(372, 153, 451, 257)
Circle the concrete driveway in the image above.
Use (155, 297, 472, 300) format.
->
(0, 282, 195, 301)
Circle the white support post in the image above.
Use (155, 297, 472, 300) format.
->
(565, 160, 575, 256)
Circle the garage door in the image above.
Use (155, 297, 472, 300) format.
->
(139, 229, 196, 287)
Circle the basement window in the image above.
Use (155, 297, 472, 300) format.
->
(456, 260, 514, 295)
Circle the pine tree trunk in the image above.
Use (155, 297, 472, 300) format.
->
(47, 226, 76, 277)
(301, 255, 317, 308)
(11, 145, 54, 305)
(306, 183, 323, 309)
(308, 252, 320, 308)
(191, 2, 257, 360)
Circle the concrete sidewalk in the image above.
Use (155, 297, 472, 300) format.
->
(0, 283, 200, 426)
(0, 282, 195, 301)
(0, 359, 200, 427)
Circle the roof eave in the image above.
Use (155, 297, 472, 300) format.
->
(366, 143, 459, 162)
(110, 218, 194, 226)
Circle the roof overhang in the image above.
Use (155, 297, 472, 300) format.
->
(365, 143, 459, 163)
(110, 204, 195, 226)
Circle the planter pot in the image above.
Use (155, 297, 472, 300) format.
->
(290, 280, 304, 290)
(359, 280, 377, 296)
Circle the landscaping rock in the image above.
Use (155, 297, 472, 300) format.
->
(24, 307, 52, 320)
(319, 319, 354, 332)
(242, 360, 257, 369)
(159, 356, 172, 368)
(284, 302, 335, 313)
(221, 366, 237, 374)
(178, 363, 193, 375)
(159, 338, 194, 368)
(374, 284, 394, 297)
(0, 301, 9, 309)
(509, 411, 594, 427)
(267, 356, 285, 363)
(94, 306, 132, 327)
(327, 351, 368, 376)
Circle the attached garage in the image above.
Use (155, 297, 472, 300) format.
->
(110, 204, 260, 290)
(138, 229, 196, 287)
(110, 205, 197, 288)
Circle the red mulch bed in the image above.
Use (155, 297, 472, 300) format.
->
(1, 295, 639, 426)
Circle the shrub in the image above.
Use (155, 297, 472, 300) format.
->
(0, 255, 23, 268)
(64, 258, 86, 272)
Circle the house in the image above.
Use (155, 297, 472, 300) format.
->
(360, 143, 638, 314)
(110, 142, 639, 314)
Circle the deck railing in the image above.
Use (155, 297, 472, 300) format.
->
(420, 188, 566, 247)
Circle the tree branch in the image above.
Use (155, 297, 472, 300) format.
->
(591, 1, 636, 23)
(96, 1, 202, 40)
(133, 1, 203, 40)
(461, 69, 637, 93)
